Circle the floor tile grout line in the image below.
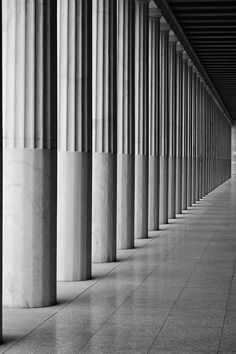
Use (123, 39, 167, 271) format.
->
(216, 259, 236, 354)
(3, 228, 184, 353)
(147, 214, 219, 353)
(2, 234, 163, 353)
(77, 233, 192, 352)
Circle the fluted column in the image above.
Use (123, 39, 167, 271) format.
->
(3, 0, 57, 307)
(134, 0, 149, 239)
(191, 67, 197, 204)
(168, 31, 177, 219)
(0, 0, 2, 340)
(159, 17, 170, 224)
(181, 51, 188, 210)
(148, 2, 161, 231)
(202, 83, 206, 197)
(199, 78, 204, 199)
(175, 42, 183, 214)
(187, 60, 193, 207)
(92, 0, 117, 262)
(195, 73, 201, 201)
(57, 0, 92, 280)
(117, 0, 135, 249)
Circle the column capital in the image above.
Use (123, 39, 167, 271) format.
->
(176, 41, 184, 52)
(149, 1, 162, 19)
(183, 50, 189, 61)
(169, 30, 178, 43)
(188, 59, 193, 67)
(160, 17, 170, 32)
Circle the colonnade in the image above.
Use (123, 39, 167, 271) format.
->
(0, 0, 232, 341)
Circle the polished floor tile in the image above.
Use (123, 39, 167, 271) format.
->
(2, 178, 236, 353)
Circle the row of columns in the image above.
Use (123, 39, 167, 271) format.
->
(1, 0, 232, 331)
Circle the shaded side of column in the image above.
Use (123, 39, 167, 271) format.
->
(168, 31, 177, 219)
(0, 0, 2, 340)
(148, 3, 161, 231)
(3, 0, 57, 307)
(92, 0, 117, 262)
(175, 42, 183, 214)
(191, 67, 197, 204)
(187, 60, 193, 207)
(196, 74, 201, 201)
(57, 0, 92, 280)
(159, 17, 170, 224)
(181, 51, 188, 210)
(134, 0, 149, 239)
(117, 0, 135, 249)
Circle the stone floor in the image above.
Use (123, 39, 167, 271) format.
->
(1, 178, 236, 353)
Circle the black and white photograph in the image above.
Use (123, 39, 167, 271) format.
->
(0, 0, 236, 352)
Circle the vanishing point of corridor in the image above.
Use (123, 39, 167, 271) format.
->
(1, 178, 236, 353)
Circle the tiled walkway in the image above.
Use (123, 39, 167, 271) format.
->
(1, 178, 236, 353)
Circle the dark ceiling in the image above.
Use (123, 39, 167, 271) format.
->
(167, 0, 236, 121)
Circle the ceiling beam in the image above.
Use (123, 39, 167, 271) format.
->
(153, 0, 233, 124)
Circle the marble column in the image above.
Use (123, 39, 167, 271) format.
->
(196, 75, 201, 201)
(201, 83, 206, 197)
(187, 60, 193, 207)
(3, 0, 57, 307)
(175, 42, 183, 215)
(117, 0, 135, 249)
(148, 3, 161, 231)
(181, 51, 188, 210)
(0, 0, 2, 340)
(159, 17, 170, 224)
(57, 0, 92, 280)
(92, 0, 117, 262)
(231, 123, 236, 177)
(199, 79, 204, 199)
(134, 0, 149, 238)
(191, 67, 197, 204)
(168, 31, 177, 219)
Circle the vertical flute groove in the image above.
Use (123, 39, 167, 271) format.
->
(3, 0, 57, 150)
(58, 0, 92, 152)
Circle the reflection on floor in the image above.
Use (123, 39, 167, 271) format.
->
(2, 178, 236, 353)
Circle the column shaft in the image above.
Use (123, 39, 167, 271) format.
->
(148, 4, 161, 231)
(92, 0, 117, 262)
(168, 32, 177, 219)
(159, 18, 170, 224)
(117, 0, 135, 249)
(57, 0, 92, 280)
(182, 52, 188, 210)
(134, 0, 149, 238)
(187, 61, 192, 207)
(3, 0, 57, 307)
(191, 68, 197, 204)
(196, 75, 201, 201)
(175, 43, 183, 214)
(0, 0, 2, 339)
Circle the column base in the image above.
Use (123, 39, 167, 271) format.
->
(168, 156, 176, 219)
(92, 152, 117, 262)
(3, 148, 57, 308)
(117, 154, 134, 249)
(57, 151, 92, 281)
(160, 156, 168, 224)
(134, 155, 148, 239)
(148, 155, 159, 231)
(182, 156, 187, 210)
(187, 157, 192, 207)
(176, 156, 182, 214)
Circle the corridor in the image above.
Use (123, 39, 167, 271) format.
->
(1, 178, 236, 353)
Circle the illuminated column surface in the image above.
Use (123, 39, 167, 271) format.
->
(57, 0, 92, 280)
(3, 0, 57, 307)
